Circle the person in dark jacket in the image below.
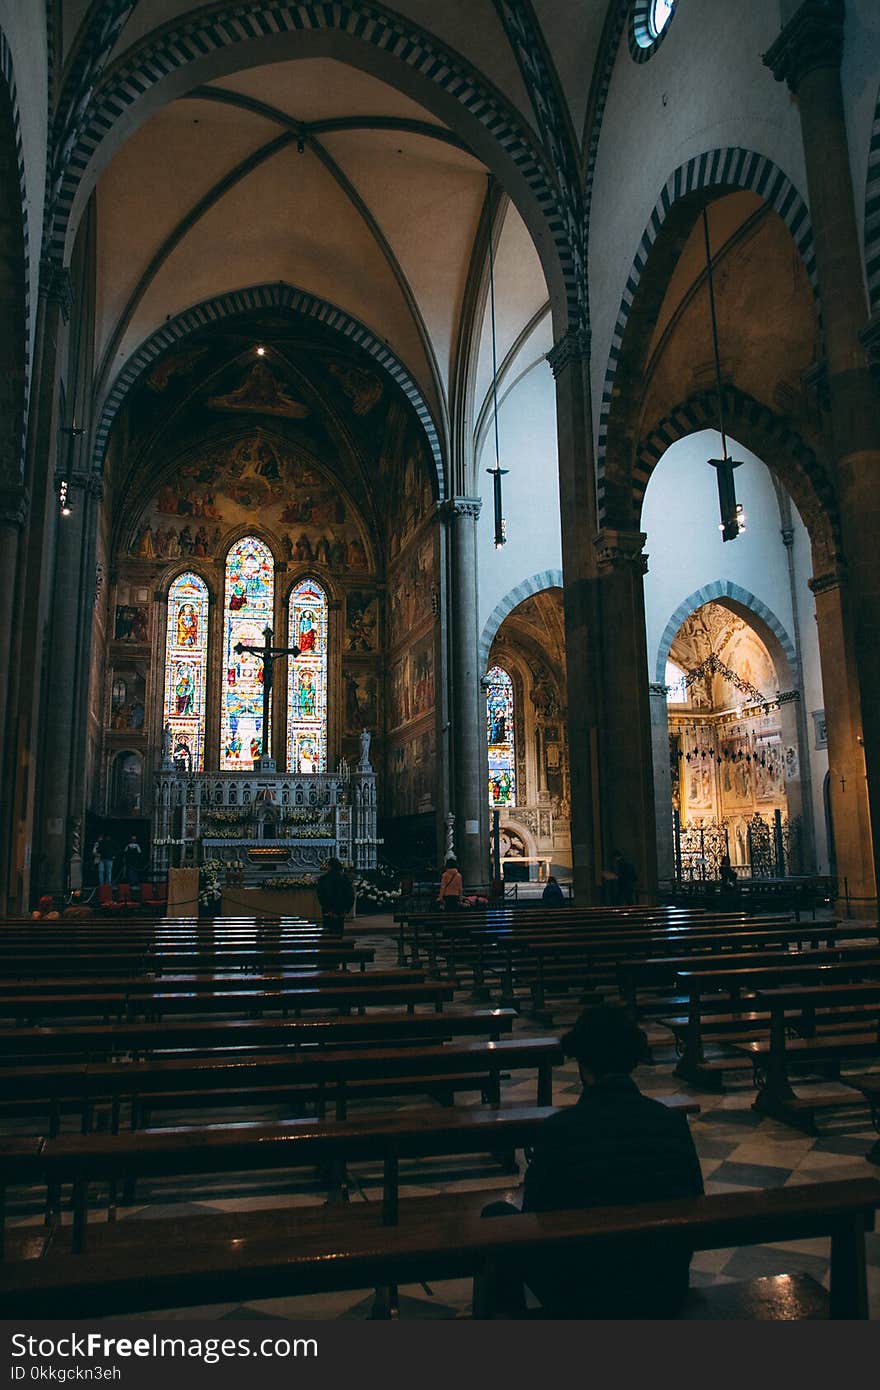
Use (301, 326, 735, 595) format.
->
(483, 1003, 704, 1318)
(541, 875, 565, 905)
(316, 857, 355, 936)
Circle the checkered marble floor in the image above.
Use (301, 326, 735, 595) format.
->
(5, 917, 879, 1319)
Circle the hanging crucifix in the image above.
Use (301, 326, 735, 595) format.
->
(233, 625, 300, 772)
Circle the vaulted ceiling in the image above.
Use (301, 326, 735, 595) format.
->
(72, 1, 615, 482)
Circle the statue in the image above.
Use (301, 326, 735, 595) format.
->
(162, 722, 173, 764)
(358, 728, 372, 771)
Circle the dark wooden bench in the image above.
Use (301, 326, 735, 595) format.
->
(0, 966, 414, 1000)
(618, 944, 880, 1010)
(0, 979, 455, 1026)
(732, 984, 880, 1131)
(0, 945, 375, 977)
(4, 1096, 700, 1255)
(2, 1178, 876, 1319)
(0, 1006, 517, 1062)
(0, 1035, 563, 1133)
(672, 963, 880, 1089)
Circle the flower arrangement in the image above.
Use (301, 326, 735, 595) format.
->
(261, 875, 318, 890)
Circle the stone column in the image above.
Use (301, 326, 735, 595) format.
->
(649, 683, 675, 883)
(809, 568, 875, 904)
(548, 329, 603, 902)
(441, 497, 486, 886)
(39, 472, 102, 893)
(766, 0, 880, 903)
(0, 484, 27, 763)
(595, 529, 659, 900)
(0, 260, 71, 913)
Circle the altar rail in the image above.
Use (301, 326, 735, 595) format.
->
(152, 769, 378, 877)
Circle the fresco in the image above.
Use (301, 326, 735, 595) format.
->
(127, 435, 371, 574)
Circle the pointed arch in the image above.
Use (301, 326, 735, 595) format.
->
(221, 535, 275, 770)
(654, 581, 798, 688)
(597, 147, 819, 526)
(163, 570, 210, 772)
(93, 282, 445, 500)
(287, 576, 328, 775)
(479, 569, 563, 670)
(634, 387, 840, 562)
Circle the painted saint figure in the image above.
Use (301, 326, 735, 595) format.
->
(177, 602, 198, 647)
(175, 664, 195, 716)
(298, 609, 317, 653)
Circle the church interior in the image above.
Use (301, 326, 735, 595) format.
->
(1, 0, 880, 1326)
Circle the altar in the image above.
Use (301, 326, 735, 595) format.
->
(152, 760, 378, 886)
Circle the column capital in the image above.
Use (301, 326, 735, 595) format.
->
(38, 257, 74, 322)
(0, 482, 28, 529)
(648, 682, 669, 699)
(763, 0, 844, 93)
(547, 326, 591, 379)
(809, 563, 847, 595)
(438, 496, 482, 523)
(594, 528, 648, 576)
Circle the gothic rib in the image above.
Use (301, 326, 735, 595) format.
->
(473, 301, 550, 460)
(0, 25, 31, 471)
(43, 1, 579, 329)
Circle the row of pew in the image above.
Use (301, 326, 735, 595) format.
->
(0, 908, 878, 1317)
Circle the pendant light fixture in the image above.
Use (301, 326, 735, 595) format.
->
(702, 206, 744, 542)
(486, 176, 508, 548)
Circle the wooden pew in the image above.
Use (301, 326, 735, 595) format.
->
(619, 944, 880, 1011)
(733, 983, 880, 1131)
(673, 963, 880, 1088)
(0, 1006, 517, 1062)
(0, 979, 455, 1027)
(403, 908, 794, 970)
(2, 1178, 876, 1319)
(0, 1035, 563, 1133)
(18, 1096, 699, 1253)
(0, 967, 420, 1000)
(0, 945, 375, 977)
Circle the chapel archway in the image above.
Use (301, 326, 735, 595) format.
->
(661, 599, 806, 881)
(485, 586, 571, 882)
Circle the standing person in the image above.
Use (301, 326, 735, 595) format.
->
(316, 857, 355, 937)
(480, 1004, 704, 1318)
(96, 834, 115, 886)
(123, 836, 142, 892)
(612, 850, 638, 906)
(436, 856, 463, 912)
(541, 874, 565, 905)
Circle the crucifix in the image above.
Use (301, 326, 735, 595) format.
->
(233, 625, 300, 772)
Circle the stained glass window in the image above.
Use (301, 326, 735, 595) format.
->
(649, 0, 675, 39)
(665, 660, 689, 705)
(163, 571, 209, 771)
(287, 577, 328, 773)
(221, 537, 275, 770)
(486, 665, 516, 807)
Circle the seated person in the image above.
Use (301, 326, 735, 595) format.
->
(62, 890, 93, 919)
(484, 1004, 704, 1318)
(541, 874, 565, 905)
